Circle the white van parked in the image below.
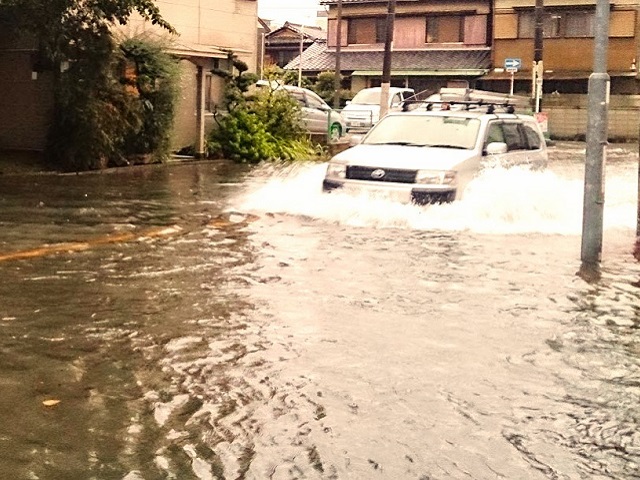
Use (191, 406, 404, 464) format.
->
(342, 86, 415, 133)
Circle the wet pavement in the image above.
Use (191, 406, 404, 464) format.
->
(0, 144, 639, 479)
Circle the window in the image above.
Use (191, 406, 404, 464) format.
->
(522, 124, 542, 150)
(566, 12, 595, 37)
(306, 92, 326, 109)
(518, 10, 595, 39)
(290, 91, 306, 107)
(484, 122, 542, 152)
(485, 123, 506, 147)
(348, 17, 386, 44)
(502, 123, 527, 151)
(427, 16, 463, 43)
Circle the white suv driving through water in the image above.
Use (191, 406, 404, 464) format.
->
(322, 89, 548, 204)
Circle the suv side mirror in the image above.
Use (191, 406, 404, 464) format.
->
(485, 142, 508, 155)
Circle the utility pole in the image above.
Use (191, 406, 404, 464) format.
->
(334, 0, 343, 109)
(581, 0, 610, 265)
(532, 0, 544, 113)
(298, 24, 305, 87)
(379, 0, 396, 119)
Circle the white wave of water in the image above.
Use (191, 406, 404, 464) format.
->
(235, 161, 637, 235)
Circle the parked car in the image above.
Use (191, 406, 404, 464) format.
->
(254, 81, 346, 141)
(322, 90, 548, 204)
(341, 86, 415, 133)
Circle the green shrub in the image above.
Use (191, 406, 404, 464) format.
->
(208, 63, 315, 163)
(120, 37, 180, 158)
(47, 35, 179, 170)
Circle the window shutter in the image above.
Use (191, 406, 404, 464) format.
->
(464, 15, 487, 45)
(328, 19, 348, 47)
(394, 17, 427, 48)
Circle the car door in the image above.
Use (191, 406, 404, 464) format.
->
(289, 90, 313, 132)
(304, 90, 330, 135)
(499, 121, 529, 167)
(483, 120, 528, 167)
(520, 122, 548, 169)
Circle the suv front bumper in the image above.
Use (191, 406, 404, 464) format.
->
(322, 179, 456, 204)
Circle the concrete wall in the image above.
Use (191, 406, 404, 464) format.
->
(544, 94, 640, 140)
(171, 59, 228, 151)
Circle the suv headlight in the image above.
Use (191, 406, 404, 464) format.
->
(415, 170, 456, 185)
(326, 163, 347, 179)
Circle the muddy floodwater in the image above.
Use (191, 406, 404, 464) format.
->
(0, 143, 639, 480)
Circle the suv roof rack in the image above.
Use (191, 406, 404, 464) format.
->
(401, 87, 530, 114)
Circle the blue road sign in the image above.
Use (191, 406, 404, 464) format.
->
(504, 58, 522, 70)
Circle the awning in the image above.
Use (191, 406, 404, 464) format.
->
(352, 69, 489, 77)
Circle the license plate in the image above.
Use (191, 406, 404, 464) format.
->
(345, 186, 411, 204)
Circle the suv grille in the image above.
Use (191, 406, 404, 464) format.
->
(346, 166, 417, 184)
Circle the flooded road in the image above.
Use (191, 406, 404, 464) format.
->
(0, 144, 639, 479)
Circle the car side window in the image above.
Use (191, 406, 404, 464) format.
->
(484, 123, 505, 150)
(501, 122, 526, 151)
(521, 124, 542, 150)
(290, 91, 306, 107)
(306, 93, 326, 109)
(391, 93, 402, 105)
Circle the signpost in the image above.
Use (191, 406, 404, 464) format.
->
(504, 58, 521, 96)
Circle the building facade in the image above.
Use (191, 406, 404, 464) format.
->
(0, 0, 259, 153)
(483, 0, 640, 95)
(288, 0, 640, 139)
(264, 22, 326, 68)
(289, 0, 493, 94)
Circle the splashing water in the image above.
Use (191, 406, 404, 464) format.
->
(235, 160, 637, 235)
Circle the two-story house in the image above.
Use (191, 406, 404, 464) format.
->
(0, 0, 258, 154)
(264, 22, 326, 68)
(479, 0, 640, 139)
(287, 0, 493, 94)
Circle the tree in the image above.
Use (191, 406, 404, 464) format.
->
(208, 64, 315, 163)
(0, 0, 173, 66)
(310, 70, 351, 106)
(0, 0, 176, 170)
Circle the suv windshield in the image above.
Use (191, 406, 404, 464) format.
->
(350, 89, 382, 105)
(363, 115, 481, 150)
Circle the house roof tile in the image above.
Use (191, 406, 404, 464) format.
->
(285, 41, 491, 74)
